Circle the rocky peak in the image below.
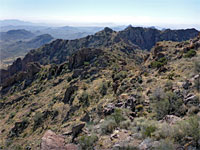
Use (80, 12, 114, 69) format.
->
(103, 27, 114, 33)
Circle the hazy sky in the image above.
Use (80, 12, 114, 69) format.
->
(0, 0, 200, 28)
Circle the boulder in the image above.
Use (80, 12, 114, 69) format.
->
(41, 130, 79, 150)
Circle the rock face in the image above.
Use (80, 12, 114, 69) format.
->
(116, 27, 199, 50)
(0, 61, 41, 94)
(68, 48, 104, 70)
(41, 130, 79, 150)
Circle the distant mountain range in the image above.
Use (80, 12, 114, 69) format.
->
(0, 19, 126, 40)
(0, 29, 54, 68)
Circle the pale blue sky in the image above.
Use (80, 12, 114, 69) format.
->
(0, 0, 199, 28)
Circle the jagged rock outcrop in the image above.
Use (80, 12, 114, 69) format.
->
(0, 61, 41, 94)
(68, 48, 104, 69)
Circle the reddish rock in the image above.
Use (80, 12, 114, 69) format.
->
(41, 130, 79, 150)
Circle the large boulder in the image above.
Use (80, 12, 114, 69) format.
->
(41, 130, 79, 150)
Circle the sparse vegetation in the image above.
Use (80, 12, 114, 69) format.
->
(78, 134, 98, 150)
(151, 57, 167, 68)
(184, 49, 196, 58)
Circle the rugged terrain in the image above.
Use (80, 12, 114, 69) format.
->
(0, 27, 200, 150)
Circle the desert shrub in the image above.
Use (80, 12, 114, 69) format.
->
(119, 120, 132, 130)
(79, 91, 89, 106)
(113, 71, 127, 81)
(112, 108, 125, 124)
(133, 117, 157, 138)
(184, 49, 196, 58)
(33, 112, 44, 130)
(171, 116, 200, 148)
(142, 125, 157, 137)
(151, 88, 166, 102)
(155, 123, 174, 140)
(100, 117, 117, 134)
(152, 89, 184, 119)
(151, 57, 167, 68)
(99, 81, 108, 96)
(155, 139, 175, 150)
(153, 98, 170, 120)
(167, 72, 175, 80)
(164, 80, 173, 91)
(78, 134, 98, 150)
(100, 108, 126, 134)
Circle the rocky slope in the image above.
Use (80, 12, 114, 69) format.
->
(0, 28, 200, 150)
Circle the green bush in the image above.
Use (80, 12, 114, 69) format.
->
(79, 91, 89, 106)
(112, 108, 125, 124)
(152, 90, 184, 120)
(184, 49, 196, 58)
(173, 116, 200, 147)
(151, 57, 167, 69)
(143, 125, 157, 137)
(78, 134, 98, 150)
(100, 117, 117, 134)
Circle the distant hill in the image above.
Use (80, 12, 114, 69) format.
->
(0, 19, 126, 40)
(0, 29, 54, 68)
(0, 29, 35, 41)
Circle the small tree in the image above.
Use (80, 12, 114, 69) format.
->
(194, 60, 200, 92)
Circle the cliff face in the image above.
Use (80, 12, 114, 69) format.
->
(116, 27, 199, 50)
